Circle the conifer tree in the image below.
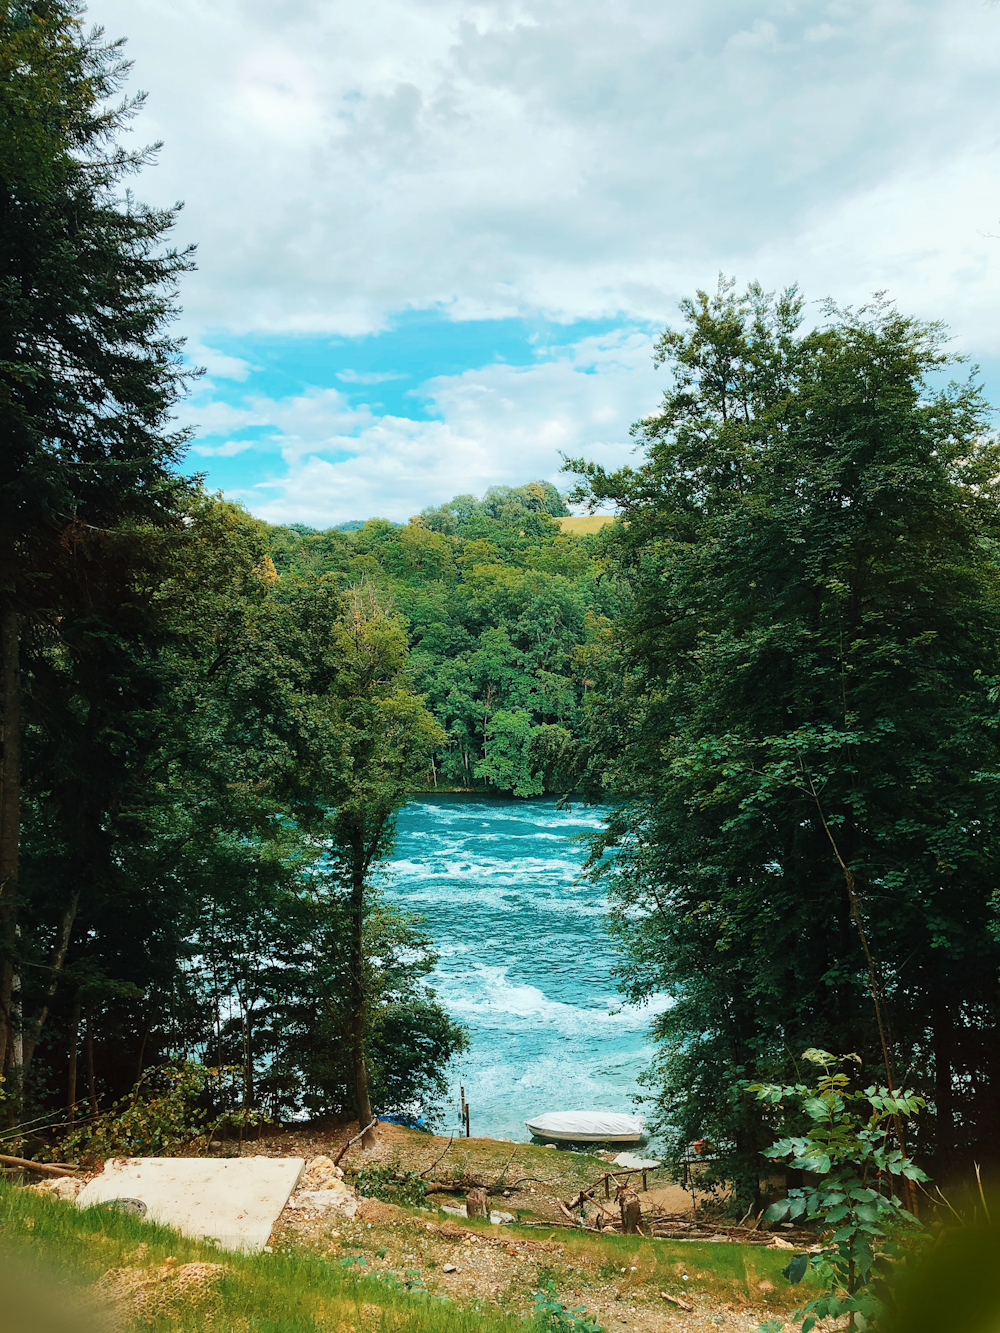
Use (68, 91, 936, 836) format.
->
(0, 1, 193, 1076)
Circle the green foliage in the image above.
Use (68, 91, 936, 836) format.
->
(265, 484, 617, 796)
(533, 1281, 606, 1333)
(476, 708, 545, 796)
(354, 1159, 428, 1207)
(15, 492, 466, 1135)
(43, 1062, 262, 1165)
(567, 278, 1000, 1189)
(750, 1049, 929, 1332)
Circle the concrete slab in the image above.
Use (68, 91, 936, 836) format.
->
(76, 1156, 305, 1252)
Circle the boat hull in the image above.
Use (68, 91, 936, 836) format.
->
(524, 1112, 646, 1145)
(528, 1129, 645, 1144)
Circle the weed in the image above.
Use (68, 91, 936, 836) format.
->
(534, 1280, 606, 1333)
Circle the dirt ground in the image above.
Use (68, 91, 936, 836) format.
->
(219, 1122, 823, 1332)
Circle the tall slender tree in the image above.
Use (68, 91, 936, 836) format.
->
(0, 1, 194, 1078)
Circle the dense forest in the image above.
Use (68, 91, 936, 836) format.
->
(266, 485, 617, 797)
(3, 0, 1000, 1229)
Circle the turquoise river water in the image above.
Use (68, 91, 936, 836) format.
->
(380, 795, 668, 1142)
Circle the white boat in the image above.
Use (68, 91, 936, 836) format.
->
(524, 1111, 646, 1144)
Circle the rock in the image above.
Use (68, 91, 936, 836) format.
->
(28, 1176, 83, 1201)
(102, 1197, 149, 1217)
(301, 1155, 344, 1189)
(442, 1264, 459, 1273)
(77, 1156, 305, 1253)
(441, 1203, 468, 1219)
(295, 1180, 358, 1218)
(490, 1210, 515, 1225)
(613, 1153, 661, 1169)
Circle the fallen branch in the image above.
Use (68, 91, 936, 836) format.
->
(426, 1221, 562, 1251)
(419, 1134, 455, 1180)
(489, 1147, 519, 1191)
(660, 1293, 693, 1311)
(333, 1117, 378, 1167)
(0, 1154, 85, 1177)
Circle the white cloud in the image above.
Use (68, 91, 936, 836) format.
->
(336, 369, 405, 384)
(228, 330, 661, 525)
(185, 341, 254, 382)
(85, 0, 1000, 342)
(79, 0, 1000, 520)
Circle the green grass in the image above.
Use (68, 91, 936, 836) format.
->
(561, 1230, 811, 1303)
(0, 1181, 534, 1333)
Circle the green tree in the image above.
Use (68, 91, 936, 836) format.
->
(0, 1, 194, 1084)
(568, 280, 1000, 1191)
(313, 586, 444, 1140)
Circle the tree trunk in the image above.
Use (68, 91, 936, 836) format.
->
(466, 1186, 488, 1218)
(0, 596, 21, 1074)
(7, 956, 22, 1125)
(67, 1000, 81, 1124)
(349, 839, 375, 1148)
(619, 1187, 642, 1234)
(134, 1021, 150, 1089)
(85, 1011, 98, 1115)
(21, 889, 81, 1073)
(931, 987, 954, 1172)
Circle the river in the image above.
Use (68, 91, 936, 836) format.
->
(381, 794, 668, 1141)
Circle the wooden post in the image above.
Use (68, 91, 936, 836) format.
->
(642, 1170, 648, 1192)
(464, 1103, 470, 1137)
(604, 1174, 610, 1199)
(467, 1186, 488, 1218)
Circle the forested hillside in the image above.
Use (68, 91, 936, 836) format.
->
(266, 483, 619, 796)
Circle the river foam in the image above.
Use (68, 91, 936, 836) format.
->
(380, 795, 667, 1142)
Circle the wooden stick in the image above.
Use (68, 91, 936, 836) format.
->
(333, 1117, 378, 1166)
(0, 1154, 85, 1177)
(418, 1134, 455, 1179)
(660, 1293, 693, 1311)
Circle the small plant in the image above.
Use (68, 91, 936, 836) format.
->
(749, 1048, 930, 1333)
(354, 1159, 428, 1207)
(534, 1281, 606, 1333)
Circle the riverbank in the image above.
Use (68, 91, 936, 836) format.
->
(233, 1120, 815, 1332)
(6, 1121, 819, 1332)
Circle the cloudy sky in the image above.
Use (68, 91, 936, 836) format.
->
(88, 0, 1000, 525)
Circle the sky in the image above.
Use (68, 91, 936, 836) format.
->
(86, 0, 1000, 527)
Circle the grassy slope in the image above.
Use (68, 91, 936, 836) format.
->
(0, 1181, 529, 1333)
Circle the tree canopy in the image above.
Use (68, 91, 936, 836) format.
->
(567, 279, 1000, 1193)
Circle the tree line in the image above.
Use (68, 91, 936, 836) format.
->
(267, 482, 617, 797)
